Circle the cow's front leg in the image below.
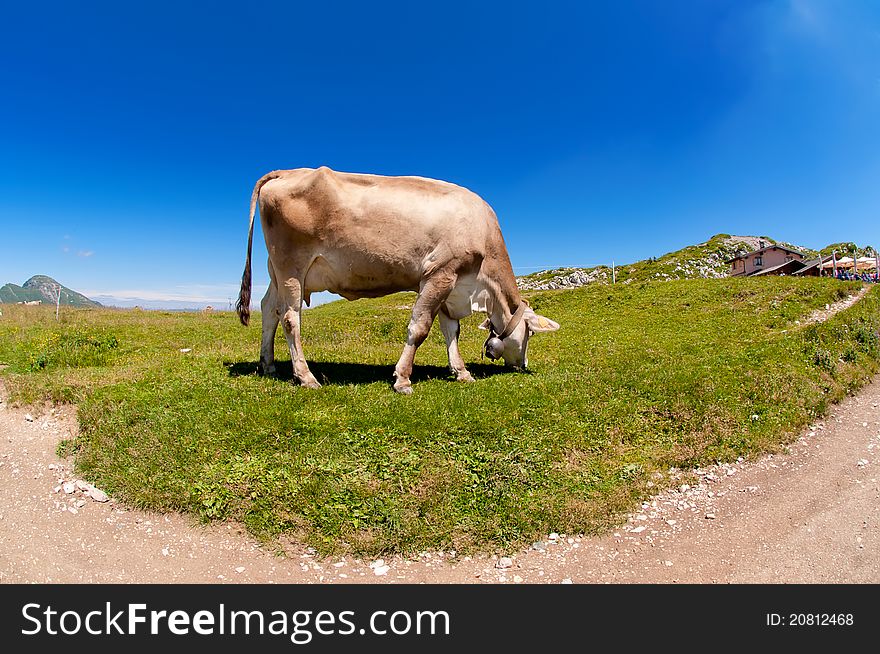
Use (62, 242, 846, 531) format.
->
(278, 277, 321, 389)
(259, 281, 279, 375)
(393, 276, 454, 394)
(393, 310, 434, 395)
(438, 311, 474, 382)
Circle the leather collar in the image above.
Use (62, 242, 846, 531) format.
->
(490, 300, 529, 339)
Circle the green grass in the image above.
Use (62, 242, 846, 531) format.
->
(1, 278, 879, 555)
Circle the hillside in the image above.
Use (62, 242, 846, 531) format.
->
(0, 278, 877, 555)
(0, 275, 101, 308)
(819, 242, 876, 258)
(518, 233, 819, 290)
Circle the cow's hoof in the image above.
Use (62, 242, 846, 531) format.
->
(259, 364, 276, 376)
(456, 371, 475, 383)
(393, 383, 413, 395)
(299, 378, 322, 390)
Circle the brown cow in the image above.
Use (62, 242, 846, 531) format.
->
(236, 167, 559, 394)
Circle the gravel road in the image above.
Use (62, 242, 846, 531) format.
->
(1, 377, 878, 584)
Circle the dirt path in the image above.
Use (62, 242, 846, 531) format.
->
(803, 285, 871, 326)
(1, 376, 878, 584)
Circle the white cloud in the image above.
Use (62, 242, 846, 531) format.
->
(79, 284, 269, 304)
(79, 284, 339, 310)
(77, 250, 94, 257)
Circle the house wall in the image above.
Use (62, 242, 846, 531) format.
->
(730, 259, 747, 276)
(730, 248, 805, 276)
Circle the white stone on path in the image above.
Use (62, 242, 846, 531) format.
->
(87, 487, 109, 502)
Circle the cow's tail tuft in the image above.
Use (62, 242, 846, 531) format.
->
(236, 260, 251, 326)
(236, 171, 285, 326)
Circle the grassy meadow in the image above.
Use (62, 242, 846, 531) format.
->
(1, 277, 879, 555)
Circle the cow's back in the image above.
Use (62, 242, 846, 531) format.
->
(258, 167, 499, 299)
(261, 168, 491, 235)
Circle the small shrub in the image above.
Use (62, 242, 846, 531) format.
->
(25, 330, 119, 371)
(811, 347, 835, 373)
(853, 322, 879, 354)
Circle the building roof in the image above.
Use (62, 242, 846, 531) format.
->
(724, 244, 807, 264)
(749, 258, 807, 276)
(792, 255, 833, 276)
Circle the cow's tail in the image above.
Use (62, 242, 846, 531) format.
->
(236, 171, 285, 326)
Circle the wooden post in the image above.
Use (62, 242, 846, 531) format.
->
(612, 260, 616, 284)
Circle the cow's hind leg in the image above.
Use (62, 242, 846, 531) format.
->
(278, 276, 321, 389)
(393, 272, 456, 394)
(438, 311, 474, 382)
(259, 280, 280, 376)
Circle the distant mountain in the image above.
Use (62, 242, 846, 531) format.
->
(517, 234, 823, 290)
(0, 275, 102, 307)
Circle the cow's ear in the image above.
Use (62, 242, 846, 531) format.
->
(478, 318, 492, 331)
(525, 313, 560, 333)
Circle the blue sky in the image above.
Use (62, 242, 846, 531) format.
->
(1, 0, 878, 307)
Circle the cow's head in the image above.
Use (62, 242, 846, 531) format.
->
(480, 306, 560, 369)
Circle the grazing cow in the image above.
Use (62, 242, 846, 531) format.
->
(236, 167, 559, 394)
